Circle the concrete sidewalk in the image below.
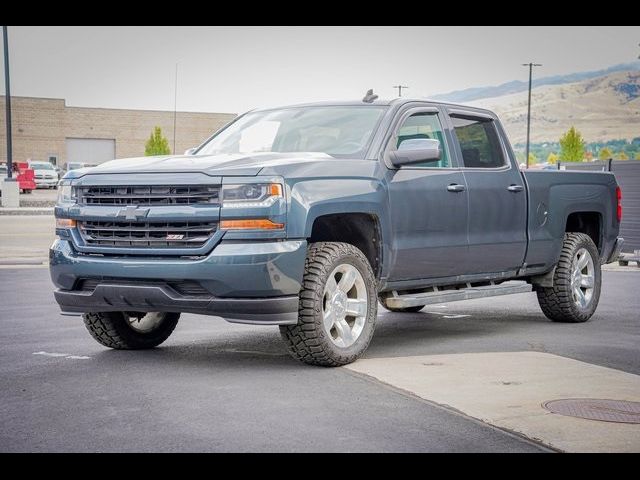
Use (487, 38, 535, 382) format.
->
(347, 352, 640, 452)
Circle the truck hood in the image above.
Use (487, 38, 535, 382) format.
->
(64, 152, 336, 179)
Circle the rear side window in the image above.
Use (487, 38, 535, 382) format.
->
(451, 115, 506, 168)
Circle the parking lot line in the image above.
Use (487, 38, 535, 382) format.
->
(346, 351, 640, 452)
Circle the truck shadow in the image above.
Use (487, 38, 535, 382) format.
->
(91, 309, 559, 368)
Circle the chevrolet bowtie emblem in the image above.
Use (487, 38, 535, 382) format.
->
(117, 205, 150, 221)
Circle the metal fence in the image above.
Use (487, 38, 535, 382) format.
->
(558, 159, 640, 253)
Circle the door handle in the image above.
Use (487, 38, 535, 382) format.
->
(507, 184, 524, 192)
(447, 184, 466, 193)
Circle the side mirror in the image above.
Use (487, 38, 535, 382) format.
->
(184, 147, 197, 156)
(389, 138, 441, 167)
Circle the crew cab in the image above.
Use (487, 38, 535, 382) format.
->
(50, 98, 623, 366)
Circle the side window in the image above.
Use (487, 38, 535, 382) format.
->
(395, 113, 450, 168)
(451, 115, 506, 168)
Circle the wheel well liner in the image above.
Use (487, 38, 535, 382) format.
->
(566, 212, 602, 253)
(309, 213, 381, 278)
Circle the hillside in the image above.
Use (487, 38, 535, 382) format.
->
(433, 61, 640, 103)
(467, 71, 640, 145)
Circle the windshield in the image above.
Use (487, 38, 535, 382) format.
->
(196, 106, 386, 158)
(30, 162, 54, 170)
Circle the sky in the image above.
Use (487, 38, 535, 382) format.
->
(2, 26, 638, 114)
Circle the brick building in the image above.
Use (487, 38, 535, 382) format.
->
(0, 96, 236, 168)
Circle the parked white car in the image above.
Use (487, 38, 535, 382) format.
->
(28, 161, 59, 189)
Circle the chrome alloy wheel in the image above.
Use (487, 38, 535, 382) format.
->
(126, 312, 165, 333)
(571, 248, 595, 309)
(322, 263, 368, 348)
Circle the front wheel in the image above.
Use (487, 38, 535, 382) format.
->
(280, 242, 377, 367)
(83, 311, 180, 349)
(536, 233, 601, 323)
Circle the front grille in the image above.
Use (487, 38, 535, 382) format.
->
(77, 278, 211, 297)
(78, 185, 220, 206)
(78, 220, 217, 248)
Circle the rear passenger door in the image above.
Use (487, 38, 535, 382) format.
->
(448, 110, 527, 274)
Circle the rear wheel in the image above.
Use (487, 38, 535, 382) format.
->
(83, 311, 179, 349)
(536, 233, 601, 323)
(280, 242, 377, 367)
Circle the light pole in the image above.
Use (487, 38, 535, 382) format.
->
(522, 63, 541, 169)
(173, 63, 178, 155)
(393, 85, 409, 97)
(3, 26, 13, 179)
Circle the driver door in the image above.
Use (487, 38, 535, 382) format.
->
(386, 107, 469, 281)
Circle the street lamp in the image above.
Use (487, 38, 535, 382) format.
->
(522, 63, 542, 169)
(3, 26, 12, 179)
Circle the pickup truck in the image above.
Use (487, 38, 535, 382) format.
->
(50, 97, 624, 366)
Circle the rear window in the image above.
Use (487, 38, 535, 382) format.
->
(451, 115, 506, 168)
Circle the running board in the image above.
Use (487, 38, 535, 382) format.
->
(385, 281, 532, 309)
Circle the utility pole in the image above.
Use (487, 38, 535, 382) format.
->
(393, 85, 409, 97)
(172, 63, 178, 155)
(3, 26, 13, 179)
(522, 63, 541, 169)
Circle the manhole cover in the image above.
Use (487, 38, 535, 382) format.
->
(543, 398, 640, 424)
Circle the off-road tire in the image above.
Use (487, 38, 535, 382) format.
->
(536, 233, 601, 323)
(83, 312, 180, 349)
(280, 242, 377, 367)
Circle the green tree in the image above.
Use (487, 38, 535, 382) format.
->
(617, 151, 629, 160)
(547, 152, 559, 164)
(145, 126, 171, 156)
(528, 152, 538, 165)
(598, 147, 613, 160)
(559, 126, 585, 162)
(635, 152, 640, 160)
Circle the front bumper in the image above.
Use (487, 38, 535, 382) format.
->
(50, 238, 307, 324)
(35, 178, 58, 187)
(606, 236, 624, 264)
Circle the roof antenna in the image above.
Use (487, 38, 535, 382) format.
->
(362, 89, 378, 103)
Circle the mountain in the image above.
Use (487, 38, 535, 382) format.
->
(433, 62, 640, 103)
(467, 70, 640, 145)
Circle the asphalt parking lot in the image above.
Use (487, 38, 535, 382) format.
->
(0, 216, 639, 452)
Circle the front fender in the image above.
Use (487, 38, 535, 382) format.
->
(285, 177, 392, 277)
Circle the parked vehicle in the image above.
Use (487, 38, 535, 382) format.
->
(65, 162, 96, 173)
(0, 163, 37, 194)
(51, 98, 623, 366)
(29, 161, 59, 189)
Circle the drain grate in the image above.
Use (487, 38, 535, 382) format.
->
(543, 398, 640, 424)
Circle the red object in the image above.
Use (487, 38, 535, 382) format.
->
(616, 186, 622, 223)
(13, 162, 37, 192)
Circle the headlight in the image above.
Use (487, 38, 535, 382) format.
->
(57, 181, 76, 205)
(222, 183, 283, 208)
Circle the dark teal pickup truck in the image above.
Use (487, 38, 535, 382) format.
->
(51, 98, 623, 366)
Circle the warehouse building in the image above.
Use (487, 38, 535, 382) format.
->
(0, 96, 236, 168)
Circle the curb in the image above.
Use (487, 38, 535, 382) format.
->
(0, 257, 48, 266)
(0, 207, 54, 216)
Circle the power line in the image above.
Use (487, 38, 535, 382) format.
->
(393, 85, 409, 97)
